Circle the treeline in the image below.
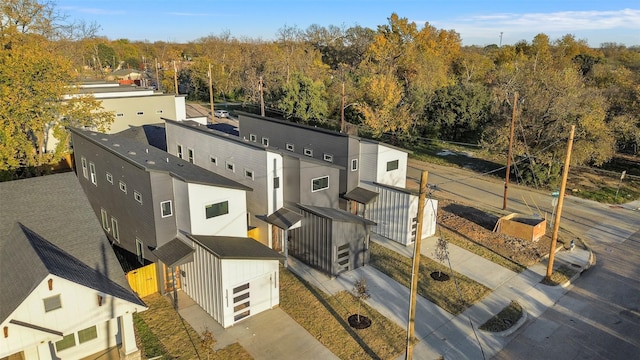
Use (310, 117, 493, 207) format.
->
(3, 0, 640, 185)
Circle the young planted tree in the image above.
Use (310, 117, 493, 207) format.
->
(433, 237, 449, 278)
(353, 277, 370, 324)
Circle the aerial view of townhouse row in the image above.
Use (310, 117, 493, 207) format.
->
(1, 79, 438, 359)
(2, 1, 640, 360)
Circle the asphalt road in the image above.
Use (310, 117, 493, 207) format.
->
(407, 159, 640, 360)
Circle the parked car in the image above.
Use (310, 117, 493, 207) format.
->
(214, 110, 229, 118)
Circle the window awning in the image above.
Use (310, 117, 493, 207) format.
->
(152, 238, 194, 267)
(265, 207, 303, 230)
(343, 187, 379, 204)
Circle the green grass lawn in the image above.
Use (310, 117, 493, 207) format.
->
(369, 242, 491, 315)
(134, 293, 251, 360)
(279, 268, 406, 360)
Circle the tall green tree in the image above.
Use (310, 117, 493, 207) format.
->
(276, 72, 328, 122)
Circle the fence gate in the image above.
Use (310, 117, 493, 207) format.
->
(126, 263, 158, 297)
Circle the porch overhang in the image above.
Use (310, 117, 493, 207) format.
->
(152, 238, 194, 267)
(343, 187, 379, 205)
(265, 207, 303, 230)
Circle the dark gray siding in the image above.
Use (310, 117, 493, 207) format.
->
(289, 212, 333, 275)
(283, 156, 301, 208)
(72, 134, 167, 260)
(150, 172, 177, 248)
(298, 158, 340, 209)
(289, 210, 370, 276)
(238, 113, 356, 196)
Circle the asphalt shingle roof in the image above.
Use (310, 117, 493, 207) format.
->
(0, 173, 145, 322)
(188, 235, 285, 261)
(297, 204, 377, 225)
(70, 127, 252, 192)
(152, 238, 194, 267)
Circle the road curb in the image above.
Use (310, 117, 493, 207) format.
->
(480, 304, 528, 337)
(560, 238, 596, 288)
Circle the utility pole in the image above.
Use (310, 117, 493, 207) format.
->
(173, 61, 179, 95)
(341, 81, 346, 133)
(259, 76, 265, 117)
(208, 63, 215, 124)
(545, 125, 576, 281)
(406, 170, 428, 360)
(155, 58, 161, 91)
(503, 91, 518, 210)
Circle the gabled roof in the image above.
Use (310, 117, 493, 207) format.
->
(187, 234, 285, 261)
(70, 127, 252, 192)
(152, 238, 194, 267)
(297, 204, 377, 225)
(0, 173, 145, 322)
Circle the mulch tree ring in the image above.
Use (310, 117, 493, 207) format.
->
(348, 314, 372, 329)
(430, 271, 450, 281)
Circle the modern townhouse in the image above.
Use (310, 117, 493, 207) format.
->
(164, 119, 374, 276)
(237, 111, 437, 246)
(0, 173, 146, 360)
(70, 127, 284, 328)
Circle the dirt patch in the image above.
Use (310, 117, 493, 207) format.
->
(438, 200, 552, 267)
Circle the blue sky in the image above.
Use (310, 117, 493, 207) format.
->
(58, 0, 640, 46)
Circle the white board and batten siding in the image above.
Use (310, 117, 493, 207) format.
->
(367, 184, 437, 245)
(181, 242, 280, 328)
(359, 141, 408, 187)
(187, 183, 247, 237)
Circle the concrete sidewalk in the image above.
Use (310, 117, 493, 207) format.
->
(176, 290, 338, 360)
(288, 233, 593, 359)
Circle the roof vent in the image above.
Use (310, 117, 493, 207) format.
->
(145, 148, 149, 153)
(113, 143, 120, 147)
(146, 160, 156, 165)
(101, 138, 108, 141)
(128, 151, 136, 155)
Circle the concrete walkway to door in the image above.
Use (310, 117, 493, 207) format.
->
(176, 290, 338, 360)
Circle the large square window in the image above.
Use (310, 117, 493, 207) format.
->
(386, 159, 399, 171)
(205, 201, 229, 219)
(312, 176, 329, 192)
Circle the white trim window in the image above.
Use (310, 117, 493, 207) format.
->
(136, 238, 144, 264)
(100, 208, 110, 231)
(106, 172, 113, 184)
(210, 156, 217, 165)
(351, 159, 358, 171)
(81, 157, 88, 179)
(262, 137, 269, 146)
(323, 153, 333, 162)
(245, 168, 255, 180)
(177, 144, 183, 159)
(312, 176, 329, 192)
(161, 200, 173, 217)
(303, 148, 313, 157)
(119, 181, 127, 193)
(187, 148, 194, 163)
(226, 161, 235, 172)
(111, 217, 119, 242)
(134, 191, 143, 204)
(89, 162, 97, 185)
(286, 143, 295, 151)
(249, 134, 257, 142)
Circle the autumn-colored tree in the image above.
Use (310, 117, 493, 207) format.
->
(0, 0, 112, 178)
